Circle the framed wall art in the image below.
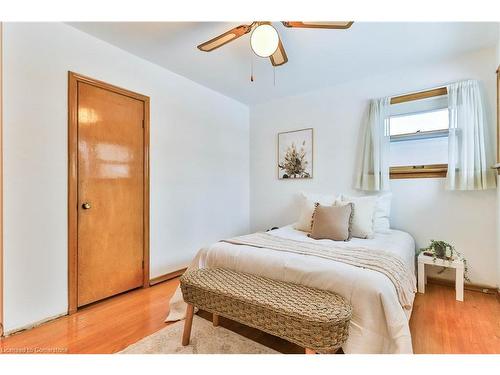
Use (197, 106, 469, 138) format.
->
(277, 128, 313, 179)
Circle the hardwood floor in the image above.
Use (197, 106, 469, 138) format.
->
(410, 283, 499, 354)
(0, 278, 498, 354)
(0, 280, 179, 354)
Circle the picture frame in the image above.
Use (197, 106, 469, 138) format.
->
(277, 128, 313, 179)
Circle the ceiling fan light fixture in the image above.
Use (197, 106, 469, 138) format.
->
(250, 24, 279, 58)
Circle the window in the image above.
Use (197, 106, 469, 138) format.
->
(389, 88, 449, 179)
(390, 108, 448, 137)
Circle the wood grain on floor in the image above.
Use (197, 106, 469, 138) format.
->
(0, 278, 498, 354)
(0, 280, 179, 354)
(409, 283, 499, 354)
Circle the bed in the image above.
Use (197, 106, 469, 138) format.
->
(166, 224, 417, 354)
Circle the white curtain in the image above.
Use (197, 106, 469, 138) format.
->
(355, 97, 391, 191)
(446, 80, 496, 190)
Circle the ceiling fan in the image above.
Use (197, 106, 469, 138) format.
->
(197, 22, 354, 67)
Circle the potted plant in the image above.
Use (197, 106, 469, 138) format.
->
(418, 240, 470, 282)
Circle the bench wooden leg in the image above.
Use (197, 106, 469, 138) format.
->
(182, 303, 194, 346)
(305, 348, 316, 354)
(213, 313, 219, 327)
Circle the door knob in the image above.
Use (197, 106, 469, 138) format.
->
(82, 202, 91, 210)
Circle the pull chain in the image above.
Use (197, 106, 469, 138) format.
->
(250, 52, 254, 82)
(250, 52, 278, 86)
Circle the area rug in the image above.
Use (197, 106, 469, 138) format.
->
(119, 315, 279, 354)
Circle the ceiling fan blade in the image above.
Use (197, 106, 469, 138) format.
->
(270, 37, 288, 66)
(281, 21, 353, 29)
(197, 24, 252, 52)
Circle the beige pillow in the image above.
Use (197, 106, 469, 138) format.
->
(309, 203, 354, 241)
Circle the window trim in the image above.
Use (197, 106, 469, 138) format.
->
(390, 129, 449, 142)
(390, 164, 448, 179)
(389, 86, 448, 179)
(390, 87, 448, 105)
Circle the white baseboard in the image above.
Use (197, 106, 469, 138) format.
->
(3, 312, 67, 337)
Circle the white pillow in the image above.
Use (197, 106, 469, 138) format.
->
(339, 195, 378, 238)
(373, 193, 392, 233)
(295, 192, 337, 232)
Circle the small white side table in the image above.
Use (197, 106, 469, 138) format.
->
(417, 253, 464, 301)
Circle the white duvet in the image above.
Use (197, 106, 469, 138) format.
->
(166, 225, 417, 354)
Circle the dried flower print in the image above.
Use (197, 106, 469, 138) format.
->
(278, 129, 313, 179)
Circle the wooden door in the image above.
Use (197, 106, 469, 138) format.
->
(0, 23, 4, 336)
(68, 73, 150, 310)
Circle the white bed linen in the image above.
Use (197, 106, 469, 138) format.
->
(166, 224, 416, 354)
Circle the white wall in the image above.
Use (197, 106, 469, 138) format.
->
(496, 25, 500, 288)
(250, 47, 498, 287)
(3, 23, 249, 332)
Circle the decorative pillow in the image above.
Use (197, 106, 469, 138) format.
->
(294, 192, 337, 232)
(373, 193, 392, 233)
(339, 195, 378, 239)
(309, 203, 354, 241)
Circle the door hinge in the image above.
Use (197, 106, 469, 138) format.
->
(142, 119, 145, 128)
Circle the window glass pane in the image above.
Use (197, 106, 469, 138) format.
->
(389, 108, 448, 136)
(389, 94, 448, 116)
(390, 137, 448, 166)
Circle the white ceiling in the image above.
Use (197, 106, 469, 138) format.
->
(68, 22, 499, 105)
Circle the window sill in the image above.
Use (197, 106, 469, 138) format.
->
(390, 164, 448, 179)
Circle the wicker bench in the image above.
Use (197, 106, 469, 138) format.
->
(179, 268, 352, 354)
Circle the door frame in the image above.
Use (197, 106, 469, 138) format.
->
(68, 72, 150, 314)
(0, 22, 4, 336)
